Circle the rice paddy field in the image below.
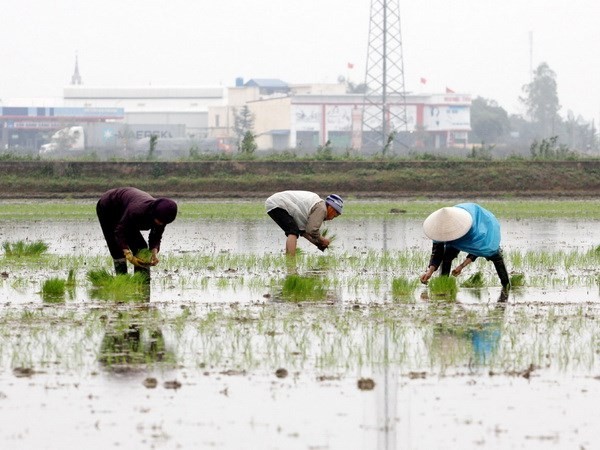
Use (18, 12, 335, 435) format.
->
(1, 198, 600, 449)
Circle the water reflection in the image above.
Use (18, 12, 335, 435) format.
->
(98, 308, 175, 371)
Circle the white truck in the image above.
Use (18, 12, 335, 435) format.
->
(39, 126, 85, 155)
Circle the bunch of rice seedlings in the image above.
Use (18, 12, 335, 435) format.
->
(510, 273, 525, 287)
(2, 240, 48, 257)
(281, 275, 327, 302)
(87, 269, 113, 286)
(391, 277, 418, 299)
(321, 228, 337, 243)
(41, 277, 66, 303)
(87, 269, 149, 301)
(428, 276, 458, 299)
(135, 248, 153, 265)
(461, 271, 485, 288)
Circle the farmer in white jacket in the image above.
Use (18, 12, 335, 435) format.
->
(265, 190, 344, 256)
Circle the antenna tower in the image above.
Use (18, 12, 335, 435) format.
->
(362, 0, 408, 152)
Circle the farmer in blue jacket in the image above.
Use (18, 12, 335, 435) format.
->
(419, 203, 510, 288)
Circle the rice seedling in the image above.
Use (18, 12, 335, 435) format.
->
(321, 227, 337, 246)
(428, 276, 458, 299)
(87, 268, 113, 286)
(2, 240, 48, 257)
(135, 248, 153, 265)
(87, 269, 149, 301)
(280, 274, 327, 302)
(391, 277, 418, 299)
(510, 273, 525, 287)
(461, 271, 485, 288)
(41, 277, 66, 303)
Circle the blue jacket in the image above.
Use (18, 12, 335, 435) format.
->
(444, 203, 501, 257)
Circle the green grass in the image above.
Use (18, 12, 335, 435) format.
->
(2, 199, 600, 221)
(2, 240, 49, 257)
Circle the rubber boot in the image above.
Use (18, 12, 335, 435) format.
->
(491, 255, 510, 289)
(113, 258, 127, 275)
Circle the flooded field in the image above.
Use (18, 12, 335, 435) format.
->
(1, 201, 600, 449)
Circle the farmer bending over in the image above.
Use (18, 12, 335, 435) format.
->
(419, 203, 510, 289)
(96, 187, 178, 278)
(266, 190, 343, 256)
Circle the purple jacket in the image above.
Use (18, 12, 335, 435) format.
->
(98, 187, 167, 251)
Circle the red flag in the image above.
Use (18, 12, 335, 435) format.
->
(420, 77, 427, 84)
(347, 62, 354, 69)
(446, 87, 455, 93)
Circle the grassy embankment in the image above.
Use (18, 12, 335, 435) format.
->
(1, 160, 600, 198)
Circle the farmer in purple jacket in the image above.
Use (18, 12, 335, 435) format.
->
(96, 187, 178, 278)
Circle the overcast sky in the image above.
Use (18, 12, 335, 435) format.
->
(1, 0, 598, 121)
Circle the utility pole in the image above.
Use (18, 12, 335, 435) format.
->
(362, 0, 408, 153)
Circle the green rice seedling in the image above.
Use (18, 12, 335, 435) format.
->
(391, 277, 418, 299)
(461, 271, 485, 288)
(2, 240, 49, 257)
(135, 248, 153, 265)
(281, 274, 327, 302)
(321, 227, 337, 245)
(428, 276, 458, 299)
(510, 273, 525, 287)
(87, 269, 149, 301)
(41, 277, 66, 303)
(87, 269, 113, 286)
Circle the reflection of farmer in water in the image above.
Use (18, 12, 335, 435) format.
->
(431, 292, 507, 366)
(98, 311, 173, 369)
(420, 203, 510, 289)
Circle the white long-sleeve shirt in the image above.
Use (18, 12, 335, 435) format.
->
(265, 190, 326, 239)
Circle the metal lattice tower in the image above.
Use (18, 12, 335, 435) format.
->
(362, 0, 408, 152)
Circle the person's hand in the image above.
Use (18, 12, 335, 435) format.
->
(150, 250, 159, 266)
(420, 266, 435, 284)
(318, 237, 330, 251)
(124, 249, 144, 268)
(451, 265, 463, 276)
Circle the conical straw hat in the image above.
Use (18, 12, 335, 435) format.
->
(423, 207, 473, 241)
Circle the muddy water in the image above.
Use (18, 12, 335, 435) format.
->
(1, 217, 599, 255)
(1, 218, 600, 449)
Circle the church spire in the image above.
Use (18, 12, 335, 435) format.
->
(71, 53, 83, 85)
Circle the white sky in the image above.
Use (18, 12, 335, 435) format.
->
(1, 0, 598, 122)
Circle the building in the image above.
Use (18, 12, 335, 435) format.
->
(209, 80, 471, 152)
(0, 58, 470, 154)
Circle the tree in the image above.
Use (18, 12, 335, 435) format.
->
(233, 106, 255, 151)
(240, 131, 257, 155)
(346, 81, 368, 94)
(520, 62, 561, 137)
(470, 96, 510, 144)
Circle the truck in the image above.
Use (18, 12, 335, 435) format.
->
(39, 123, 188, 158)
(39, 126, 85, 154)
